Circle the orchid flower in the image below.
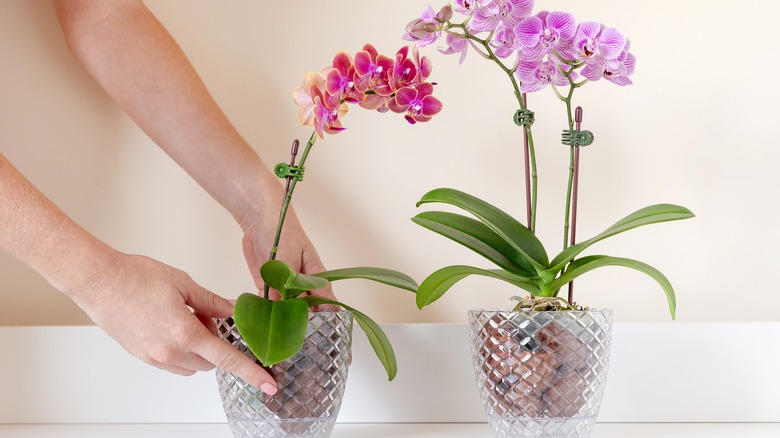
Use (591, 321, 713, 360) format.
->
(582, 42, 635, 86)
(439, 33, 470, 64)
(572, 22, 628, 70)
(388, 82, 443, 124)
(516, 57, 572, 92)
(515, 10, 577, 59)
(469, 0, 534, 33)
(326, 51, 363, 104)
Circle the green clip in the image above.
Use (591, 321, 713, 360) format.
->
(274, 163, 305, 181)
(562, 129, 594, 147)
(513, 109, 535, 127)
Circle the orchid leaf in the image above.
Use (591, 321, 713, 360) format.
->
(547, 204, 695, 274)
(261, 260, 330, 299)
(545, 255, 677, 319)
(417, 265, 539, 309)
(314, 267, 418, 292)
(416, 188, 548, 270)
(412, 211, 537, 277)
(233, 294, 309, 366)
(302, 295, 398, 381)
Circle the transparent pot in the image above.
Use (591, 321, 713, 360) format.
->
(469, 309, 613, 438)
(216, 311, 353, 438)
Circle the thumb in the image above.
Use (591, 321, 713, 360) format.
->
(182, 285, 234, 318)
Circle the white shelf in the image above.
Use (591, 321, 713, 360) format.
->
(2, 324, 779, 424)
(1, 423, 779, 438)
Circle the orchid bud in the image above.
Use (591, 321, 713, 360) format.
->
(437, 5, 453, 22)
(406, 18, 439, 40)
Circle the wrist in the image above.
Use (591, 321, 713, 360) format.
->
(229, 169, 285, 233)
(54, 240, 124, 306)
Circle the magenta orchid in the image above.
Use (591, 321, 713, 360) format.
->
(294, 44, 441, 140)
(388, 82, 443, 124)
(237, 43, 443, 381)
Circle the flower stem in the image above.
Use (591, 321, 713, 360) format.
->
(264, 131, 317, 298)
(562, 81, 577, 252)
(522, 93, 532, 229)
(458, 28, 539, 232)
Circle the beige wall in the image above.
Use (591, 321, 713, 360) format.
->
(1, 0, 778, 325)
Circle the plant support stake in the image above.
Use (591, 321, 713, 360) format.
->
(522, 93, 532, 230)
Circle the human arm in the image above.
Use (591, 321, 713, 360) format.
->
(0, 153, 277, 394)
(50, 0, 335, 297)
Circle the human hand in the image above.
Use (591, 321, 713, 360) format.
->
(71, 252, 279, 395)
(241, 206, 338, 307)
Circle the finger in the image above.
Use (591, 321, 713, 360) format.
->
(309, 287, 340, 311)
(195, 311, 218, 335)
(181, 285, 233, 318)
(195, 334, 278, 395)
(156, 354, 215, 374)
(150, 361, 197, 376)
(299, 247, 340, 310)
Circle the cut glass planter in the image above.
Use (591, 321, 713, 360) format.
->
(216, 312, 353, 438)
(469, 309, 613, 438)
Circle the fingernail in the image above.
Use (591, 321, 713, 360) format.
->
(228, 299, 237, 306)
(260, 382, 278, 395)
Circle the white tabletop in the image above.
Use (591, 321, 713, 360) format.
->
(1, 423, 779, 438)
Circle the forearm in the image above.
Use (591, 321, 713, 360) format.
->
(51, 0, 281, 228)
(0, 154, 119, 301)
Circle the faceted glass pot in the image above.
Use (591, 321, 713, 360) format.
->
(216, 311, 353, 438)
(469, 309, 613, 438)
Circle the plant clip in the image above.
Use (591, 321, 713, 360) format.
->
(513, 108, 535, 127)
(561, 129, 594, 147)
(273, 162, 305, 181)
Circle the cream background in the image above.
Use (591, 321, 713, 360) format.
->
(0, 0, 777, 325)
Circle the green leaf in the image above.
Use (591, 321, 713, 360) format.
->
(545, 255, 677, 319)
(233, 294, 310, 365)
(314, 267, 418, 292)
(547, 204, 695, 274)
(416, 188, 548, 270)
(302, 295, 398, 381)
(412, 211, 537, 277)
(261, 260, 330, 299)
(416, 265, 539, 309)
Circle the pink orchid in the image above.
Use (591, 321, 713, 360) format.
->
(572, 22, 627, 69)
(516, 56, 573, 93)
(306, 82, 348, 138)
(293, 69, 331, 126)
(515, 10, 576, 59)
(294, 44, 441, 137)
(439, 33, 469, 64)
(354, 44, 394, 96)
(490, 23, 517, 59)
(326, 51, 363, 104)
(388, 83, 443, 124)
(452, 0, 491, 16)
(390, 46, 420, 91)
(469, 0, 534, 33)
(581, 41, 635, 86)
(403, 5, 443, 48)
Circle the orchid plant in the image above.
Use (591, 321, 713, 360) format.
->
(233, 44, 441, 380)
(404, 1, 693, 316)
